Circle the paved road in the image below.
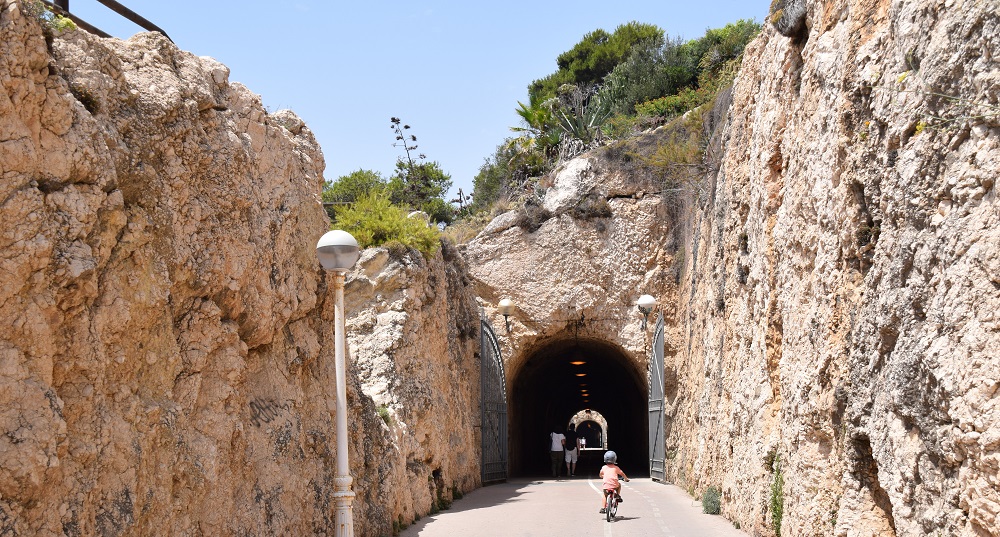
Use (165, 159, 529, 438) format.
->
(399, 477, 748, 537)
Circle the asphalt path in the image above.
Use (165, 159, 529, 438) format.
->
(398, 476, 749, 537)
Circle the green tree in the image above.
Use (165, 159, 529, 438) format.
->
(322, 169, 386, 203)
(529, 22, 664, 102)
(527, 69, 575, 109)
(471, 151, 507, 212)
(599, 35, 698, 115)
(388, 160, 453, 223)
(601, 20, 761, 121)
(512, 94, 562, 159)
(555, 29, 612, 83)
(321, 169, 386, 221)
(514, 97, 559, 145)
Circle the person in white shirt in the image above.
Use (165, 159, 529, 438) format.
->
(549, 427, 566, 477)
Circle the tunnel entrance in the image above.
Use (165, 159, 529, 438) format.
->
(508, 337, 648, 477)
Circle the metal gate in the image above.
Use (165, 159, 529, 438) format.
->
(480, 310, 508, 484)
(648, 313, 666, 481)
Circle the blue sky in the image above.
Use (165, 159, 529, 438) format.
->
(67, 1, 770, 199)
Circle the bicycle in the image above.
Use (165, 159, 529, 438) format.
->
(603, 478, 629, 522)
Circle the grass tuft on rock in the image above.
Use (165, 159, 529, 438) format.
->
(702, 486, 721, 514)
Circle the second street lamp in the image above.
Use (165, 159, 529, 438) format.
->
(498, 298, 515, 333)
(637, 294, 657, 329)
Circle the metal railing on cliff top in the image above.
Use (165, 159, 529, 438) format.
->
(42, 0, 171, 41)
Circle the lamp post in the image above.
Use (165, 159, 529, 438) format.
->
(497, 298, 515, 333)
(316, 230, 361, 537)
(637, 294, 657, 329)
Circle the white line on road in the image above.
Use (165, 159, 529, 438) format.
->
(588, 477, 602, 496)
(589, 478, 616, 537)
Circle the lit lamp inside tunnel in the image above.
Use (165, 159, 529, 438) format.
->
(316, 229, 361, 537)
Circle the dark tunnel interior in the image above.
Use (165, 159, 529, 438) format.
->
(509, 337, 648, 478)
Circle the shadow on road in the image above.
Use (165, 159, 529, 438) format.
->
(401, 480, 539, 533)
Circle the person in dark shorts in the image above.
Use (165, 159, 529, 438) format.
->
(564, 423, 580, 476)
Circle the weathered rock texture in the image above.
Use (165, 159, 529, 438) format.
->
(0, 1, 480, 535)
(668, 1, 999, 535)
(466, 153, 671, 369)
(466, 0, 999, 536)
(344, 244, 481, 531)
(463, 146, 678, 475)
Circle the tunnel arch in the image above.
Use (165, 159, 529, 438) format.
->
(570, 410, 609, 450)
(507, 335, 648, 477)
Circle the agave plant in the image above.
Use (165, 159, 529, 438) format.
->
(550, 84, 612, 145)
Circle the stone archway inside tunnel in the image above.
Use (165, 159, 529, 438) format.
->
(508, 336, 648, 477)
(570, 410, 609, 450)
(576, 419, 604, 449)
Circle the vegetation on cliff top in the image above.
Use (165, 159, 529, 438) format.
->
(470, 18, 760, 214)
(322, 119, 451, 256)
(331, 190, 441, 256)
(323, 18, 760, 250)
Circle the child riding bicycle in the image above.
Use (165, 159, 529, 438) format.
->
(599, 450, 630, 513)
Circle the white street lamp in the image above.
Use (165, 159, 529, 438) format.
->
(316, 230, 361, 537)
(637, 294, 657, 329)
(497, 298, 515, 333)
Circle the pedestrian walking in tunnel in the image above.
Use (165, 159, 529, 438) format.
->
(549, 426, 565, 477)
(564, 423, 580, 476)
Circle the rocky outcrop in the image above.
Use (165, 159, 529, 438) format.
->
(666, 0, 999, 535)
(466, 153, 671, 367)
(0, 2, 480, 535)
(345, 243, 481, 532)
(462, 130, 688, 477)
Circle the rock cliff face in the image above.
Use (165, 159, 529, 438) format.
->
(669, 1, 998, 535)
(0, 2, 480, 535)
(344, 244, 481, 532)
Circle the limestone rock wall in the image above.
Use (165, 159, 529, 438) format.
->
(666, 1, 1000, 536)
(0, 2, 481, 535)
(4, 0, 999, 534)
(344, 243, 481, 532)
